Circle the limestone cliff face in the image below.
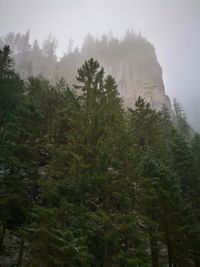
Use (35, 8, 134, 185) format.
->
(81, 33, 171, 110)
(2, 31, 171, 109)
(102, 58, 171, 110)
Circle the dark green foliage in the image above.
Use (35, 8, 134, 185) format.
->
(1, 51, 200, 267)
(0, 45, 23, 130)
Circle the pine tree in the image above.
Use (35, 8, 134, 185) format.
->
(172, 98, 191, 138)
(0, 46, 25, 254)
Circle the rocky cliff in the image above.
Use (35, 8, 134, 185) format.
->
(1, 31, 171, 109)
(101, 53, 171, 110)
(80, 32, 171, 110)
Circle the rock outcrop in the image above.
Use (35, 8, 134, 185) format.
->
(1, 31, 171, 110)
(102, 60, 171, 110)
(80, 33, 171, 110)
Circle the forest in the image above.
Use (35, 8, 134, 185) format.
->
(1, 45, 200, 267)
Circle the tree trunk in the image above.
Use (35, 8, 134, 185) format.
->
(167, 238, 173, 267)
(17, 239, 24, 267)
(0, 224, 6, 254)
(150, 236, 159, 267)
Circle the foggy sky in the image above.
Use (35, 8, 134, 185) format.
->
(0, 0, 200, 128)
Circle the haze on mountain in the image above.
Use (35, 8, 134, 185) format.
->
(2, 1, 200, 266)
(0, 0, 199, 130)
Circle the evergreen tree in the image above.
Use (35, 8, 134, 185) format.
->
(1, 50, 200, 266)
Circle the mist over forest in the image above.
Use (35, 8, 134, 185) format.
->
(1, 1, 200, 266)
(0, 29, 199, 130)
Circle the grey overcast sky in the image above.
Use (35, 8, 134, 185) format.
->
(0, 0, 200, 127)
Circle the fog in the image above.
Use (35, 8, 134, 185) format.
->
(0, 0, 200, 129)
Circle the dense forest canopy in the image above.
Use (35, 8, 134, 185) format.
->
(1, 45, 200, 266)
